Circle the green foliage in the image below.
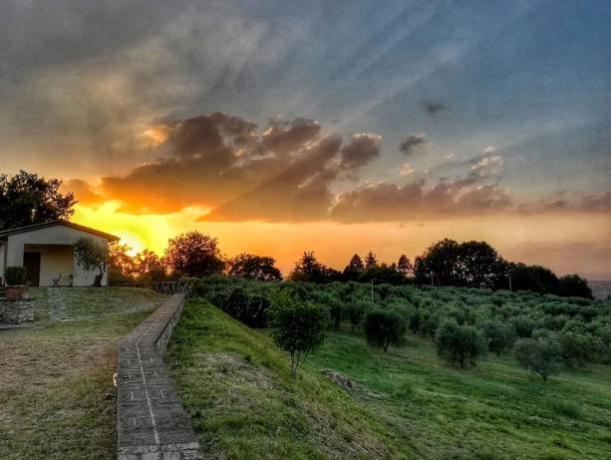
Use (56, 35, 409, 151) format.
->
(344, 300, 371, 330)
(513, 316, 540, 338)
(482, 320, 515, 356)
(363, 308, 406, 352)
(73, 237, 109, 287)
(269, 292, 326, 377)
(558, 274, 593, 299)
(0, 170, 76, 230)
(165, 231, 225, 277)
(5, 266, 27, 286)
(435, 320, 486, 368)
(219, 287, 271, 328)
(228, 253, 282, 281)
(558, 331, 602, 367)
(514, 336, 562, 381)
(191, 276, 611, 368)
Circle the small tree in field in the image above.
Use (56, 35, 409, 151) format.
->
(345, 301, 371, 331)
(514, 337, 562, 382)
(482, 320, 515, 356)
(364, 308, 406, 352)
(435, 320, 485, 368)
(74, 237, 108, 287)
(270, 292, 326, 377)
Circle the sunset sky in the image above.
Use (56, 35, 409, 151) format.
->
(2, 0, 610, 278)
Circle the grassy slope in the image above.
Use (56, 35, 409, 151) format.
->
(309, 331, 611, 460)
(166, 300, 401, 459)
(169, 301, 611, 460)
(0, 287, 166, 460)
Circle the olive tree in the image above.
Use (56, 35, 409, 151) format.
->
(270, 292, 326, 377)
(74, 237, 109, 287)
(363, 308, 406, 352)
(482, 320, 515, 356)
(435, 320, 485, 368)
(514, 336, 562, 382)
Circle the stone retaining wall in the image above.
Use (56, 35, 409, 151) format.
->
(117, 293, 203, 460)
(0, 299, 35, 324)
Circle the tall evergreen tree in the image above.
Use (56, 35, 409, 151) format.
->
(365, 250, 378, 269)
(343, 254, 365, 281)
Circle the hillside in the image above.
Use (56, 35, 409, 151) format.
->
(165, 300, 401, 459)
(167, 298, 611, 460)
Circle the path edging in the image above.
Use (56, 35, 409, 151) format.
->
(116, 293, 203, 460)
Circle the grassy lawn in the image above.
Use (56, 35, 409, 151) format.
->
(166, 300, 400, 459)
(0, 287, 167, 459)
(168, 300, 611, 460)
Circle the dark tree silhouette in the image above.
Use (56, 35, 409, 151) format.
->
(0, 170, 76, 230)
(365, 250, 378, 269)
(558, 274, 593, 299)
(165, 231, 225, 277)
(343, 254, 365, 281)
(397, 254, 413, 277)
(228, 253, 282, 281)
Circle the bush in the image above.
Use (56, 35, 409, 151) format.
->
(558, 332, 601, 367)
(363, 308, 406, 352)
(219, 288, 270, 328)
(327, 297, 343, 329)
(482, 320, 515, 356)
(513, 316, 540, 338)
(514, 336, 562, 382)
(344, 301, 371, 331)
(435, 320, 485, 368)
(270, 292, 326, 377)
(5, 266, 27, 286)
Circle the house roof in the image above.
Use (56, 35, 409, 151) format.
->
(0, 220, 120, 242)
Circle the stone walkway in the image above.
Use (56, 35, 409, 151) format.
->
(117, 294, 203, 460)
(46, 287, 69, 321)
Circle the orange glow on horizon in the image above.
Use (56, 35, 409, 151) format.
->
(72, 201, 611, 279)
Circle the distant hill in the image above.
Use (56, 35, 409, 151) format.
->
(589, 280, 611, 299)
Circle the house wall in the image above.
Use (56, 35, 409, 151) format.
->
(24, 244, 74, 286)
(5, 225, 110, 287)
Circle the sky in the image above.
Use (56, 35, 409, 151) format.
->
(1, 0, 610, 278)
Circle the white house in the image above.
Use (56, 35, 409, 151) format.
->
(0, 221, 119, 287)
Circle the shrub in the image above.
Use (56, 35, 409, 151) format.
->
(364, 308, 406, 352)
(327, 297, 343, 329)
(344, 301, 371, 331)
(514, 336, 562, 382)
(513, 316, 540, 338)
(270, 292, 326, 377)
(558, 332, 601, 367)
(482, 320, 515, 356)
(5, 266, 27, 286)
(219, 288, 270, 328)
(435, 320, 486, 368)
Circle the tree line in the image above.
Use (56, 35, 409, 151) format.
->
(0, 170, 593, 299)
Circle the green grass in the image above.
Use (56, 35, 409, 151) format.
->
(169, 301, 611, 460)
(0, 287, 167, 459)
(166, 300, 400, 459)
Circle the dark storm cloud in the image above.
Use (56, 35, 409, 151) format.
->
(78, 110, 608, 223)
(98, 113, 382, 220)
(399, 134, 427, 155)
